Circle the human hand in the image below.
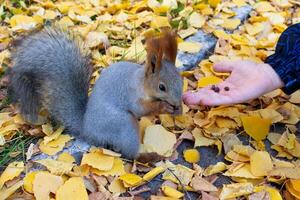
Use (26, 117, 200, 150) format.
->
(183, 60, 284, 106)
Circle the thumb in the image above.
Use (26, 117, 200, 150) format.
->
(213, 61, 238, 73)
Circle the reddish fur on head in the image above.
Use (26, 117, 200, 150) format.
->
(145, 29, 177, 73)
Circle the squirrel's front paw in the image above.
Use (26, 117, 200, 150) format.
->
(159, 101, 174, 114)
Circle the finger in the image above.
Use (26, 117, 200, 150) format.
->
(183, 90, 203, 105)
(213, 60, 240, 73)
(197, 89, 235, 106)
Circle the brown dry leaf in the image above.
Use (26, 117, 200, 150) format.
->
(190, 175, 218, 192)
(33, 172, 64, 200)
(289, 90, 300, 104)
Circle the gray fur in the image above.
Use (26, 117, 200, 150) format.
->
(9, 28, 91, 135)
(10, 28, 183, 159)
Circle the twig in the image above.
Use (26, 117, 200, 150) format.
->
(166, 168, 192, 200)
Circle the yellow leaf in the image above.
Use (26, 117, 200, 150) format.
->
(33, 172, 64, 200)
(56, 177, 88, 200)
(254, 186, 283, 200)
(119, 173, 143, 187)
(203, 162, 227, 176)
(197, 76, 223, 88)
(39, 134, 72, 156)
(193, 128, 216, 147)
(150, 16, 171, 29)
(290, 179, 300, 192)
(57, 152, 75, 163)
(269, 167, 300, 179)
(162, 162, 195, 185)
(41, 123, 53, 136)
(143, 166, 165, 181)
(35, 159, 74, 175)
(9, 15, 39, 30)
(81, 151, 114, 171)
(142, 125, 177, 157)
(220, 182, 254, 199)
(91, 158, 125, 176)
(150, 196, 178, 200)
(159, 114, 175, 128)
(24, 171, 40, 193)
(208, 0, 221, 8)
(162, 186, 184, 199)
(289, 90, 300, 104)
(221, 18, 241, 30)
(0, 161, 24, 189)
(286, 180, 300, 199)
(188, 12, 205, 28)
(224, 163, 261, 179)
(0, 180, 23, 200)
(43, 126, 64, 145)
(254, 2, 276, 12)
(213, 29, 231, 40)
(245, 22, 264, 36)
(85, 31, 109, 48)
(124, 37, 146, 64)
(250, 151, 273, 177)
(183, 149, 200, 163)
(178, 41, 202, 53)
(108, 179, 126, 194)
(241, 116, 271, 141)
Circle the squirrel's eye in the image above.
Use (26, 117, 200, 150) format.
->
(159, 83, 166, 92)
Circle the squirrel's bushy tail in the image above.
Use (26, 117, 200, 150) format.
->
(9, 28, 92, 135)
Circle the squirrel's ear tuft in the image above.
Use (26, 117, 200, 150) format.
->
(161, 28, 177, 64)
(145, 28, 177, 76)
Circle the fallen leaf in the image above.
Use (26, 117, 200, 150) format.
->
(162, 186, 184, 198)
(33, 172, 64, 200)
(250, 151, 273, 176)
(178, 41, 202, 53)
(241, 116, 271, 141)
(39, 134, 72, 155)
(142, 125, 177, 157)
(203, 162, 227, 176)
(183, 149, 200, 163)
(143, 166, 165, 181)
(108, 179, 126, 194)
(188, 12, 205, 28)
(0, 161, 24, 189)
(56, 177, 88, 200)
(119, 173, 143, 187)
(57, 152, 76, 163)
(35, 159, 74, 175)
(81, 151, 114, 171)
(24, 171, 39, 193)
(198, 76, 223, 88)
(190, 175, 218, 192)
(0, 180, 23, 200)
(220, 182, 254, 199)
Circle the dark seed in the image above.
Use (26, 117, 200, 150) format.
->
(211, 85, 216, 90)
(224, 86, 230, 91)
(214, 87, 220, 93)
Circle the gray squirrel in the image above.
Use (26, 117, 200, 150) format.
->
(8, 27, 183, 159)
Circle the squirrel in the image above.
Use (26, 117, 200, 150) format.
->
(8, 27, 183, 159)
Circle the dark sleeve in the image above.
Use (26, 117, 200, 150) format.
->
(265, 23, 300, 95)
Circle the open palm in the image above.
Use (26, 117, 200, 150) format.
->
(183, 61, 284, 106)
